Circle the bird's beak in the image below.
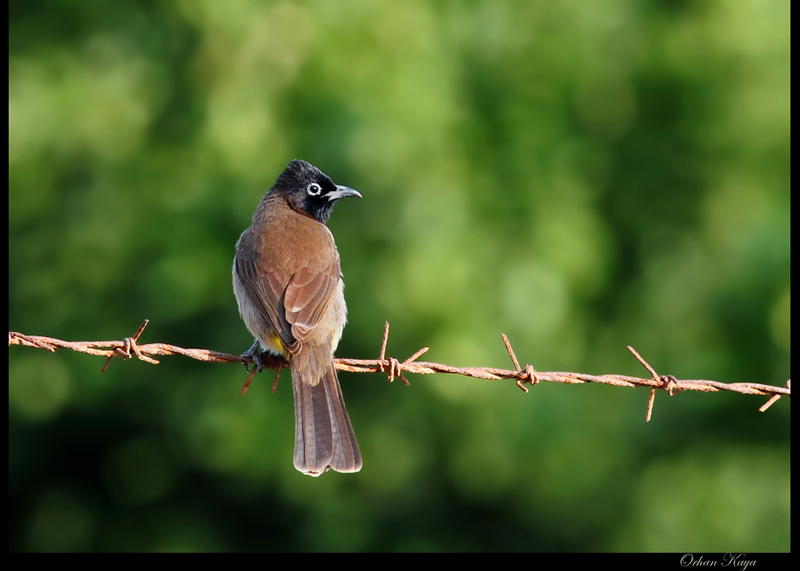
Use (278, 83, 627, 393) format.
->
(327, 185, 362, 201)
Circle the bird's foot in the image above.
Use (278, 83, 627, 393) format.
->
(241, 339, 264, 373)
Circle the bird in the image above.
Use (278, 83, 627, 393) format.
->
(233, 159, 362, 476)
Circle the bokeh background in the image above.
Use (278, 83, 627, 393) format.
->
(9, 0, 789, 553)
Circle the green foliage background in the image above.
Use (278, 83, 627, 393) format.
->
(9, 0, 789, 553)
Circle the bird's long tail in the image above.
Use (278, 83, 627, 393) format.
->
(292, 361, 362, 476)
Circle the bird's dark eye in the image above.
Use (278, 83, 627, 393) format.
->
(306, 183, 322, 196)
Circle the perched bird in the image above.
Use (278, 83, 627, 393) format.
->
(233, 159, 362, 476)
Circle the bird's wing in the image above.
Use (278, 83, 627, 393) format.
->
(283, 260, 340, 345)
(234, 251, 297, 351)
(234, 222, 341, 354)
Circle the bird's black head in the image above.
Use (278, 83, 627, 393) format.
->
(273, 159, 361, 224)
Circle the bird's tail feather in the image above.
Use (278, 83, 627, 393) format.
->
(292, 361, 361, 476)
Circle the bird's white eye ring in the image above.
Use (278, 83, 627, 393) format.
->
(307, 183, 322, 196)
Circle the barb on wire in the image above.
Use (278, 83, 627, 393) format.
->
(8, 320, 790, 420)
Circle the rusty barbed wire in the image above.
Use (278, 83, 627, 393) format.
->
(9, 320, 790, 420)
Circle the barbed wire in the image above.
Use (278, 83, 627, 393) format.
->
(8, 320, 790, 421)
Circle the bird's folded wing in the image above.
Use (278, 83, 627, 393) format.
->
(235, 253, 297, 352)
(283, 263, 340, 344)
